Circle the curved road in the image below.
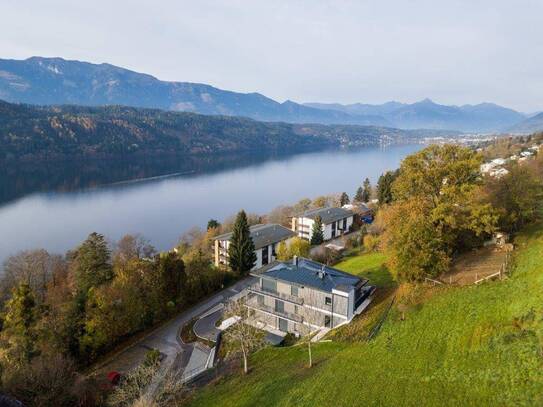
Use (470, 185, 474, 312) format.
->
(193, 308, 223, 342)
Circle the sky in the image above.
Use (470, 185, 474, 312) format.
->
(1, 0, 543, 112)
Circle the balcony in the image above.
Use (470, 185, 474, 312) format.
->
(248, 284, 304, 305)
(246, 300, 303, 323)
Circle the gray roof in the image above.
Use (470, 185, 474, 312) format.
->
(301, 207, 354, 224)
(261, 257, 366, 293)
(215, 223, 295, 250)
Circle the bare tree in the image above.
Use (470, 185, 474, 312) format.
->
(224, 297, 265, 374)
(1, 249, 64, 303)
(296, 289, 326, 368)
(115, 234, 156, 264)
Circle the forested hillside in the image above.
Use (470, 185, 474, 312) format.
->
(0, 100, 434, 162)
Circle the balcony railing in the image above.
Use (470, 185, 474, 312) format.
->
(246, 301, 303, 323)
(248, 284, 304, 305)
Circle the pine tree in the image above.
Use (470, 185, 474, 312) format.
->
(0, 283, 38, 366)
(207, 219, 220, 230)
(228, 210, 257, 275)
(362, 178, 372, 203)
(310, 216, 324, 245)
(72, 232, 113, 294)
(339, 192, 350, 206)
(354, 186, 364, 202)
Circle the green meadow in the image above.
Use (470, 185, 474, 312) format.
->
(185, 224, 543, 406)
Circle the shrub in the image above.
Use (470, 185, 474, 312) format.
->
(363, 234, 381, 252)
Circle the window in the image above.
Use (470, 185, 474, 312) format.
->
(343, 218, 347, 230)
(262, 278, 277, 293)
(325, 296, 332, 306)
(324, 315, 331, 328)
(275, 299, 284, 313)
(272, 243, 277, 257)
(262, 246, 269, 265)
(291, 285, 299, 297)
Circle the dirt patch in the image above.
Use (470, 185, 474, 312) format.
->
(441, 246, 510, 286)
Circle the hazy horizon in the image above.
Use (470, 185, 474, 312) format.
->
(2, 0, 543, 112)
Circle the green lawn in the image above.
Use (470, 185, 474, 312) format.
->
(334, 251, 393, 287)
(185, 224, 543, 407)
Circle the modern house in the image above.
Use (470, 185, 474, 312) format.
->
(292, 207, 354, 242)
(245, 257, 375, 334)
(214, 224, 296, 270)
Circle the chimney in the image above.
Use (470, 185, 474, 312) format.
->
(293, 255, 298, 267)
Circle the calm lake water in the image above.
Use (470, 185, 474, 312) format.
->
(0, 144, 423, 264)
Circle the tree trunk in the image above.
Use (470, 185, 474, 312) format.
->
(308, 341, 312, 368)
(243, 353, 248, 374)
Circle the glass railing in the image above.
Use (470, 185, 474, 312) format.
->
(248, 284, 304, 305)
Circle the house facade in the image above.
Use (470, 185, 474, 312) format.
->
(292, 207, 354, 242)
(245, 257, 375, 335)
(214, 223, 296, 270)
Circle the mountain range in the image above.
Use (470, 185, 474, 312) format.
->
(0, 56, 539, 133)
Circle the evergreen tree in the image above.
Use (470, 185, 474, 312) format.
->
(377, 170, 398, 204)
(228, 210, 257, 275)
(207, 219, 220, 230)
(339, 192, 350, 206)
(72, 232, 113, 294)
(0, 283, 38, 366)
(156, 252, 186, 304)
(362, 178, 372, 203)
(354, 186, 364, 202)
(310, 216, 324, 245)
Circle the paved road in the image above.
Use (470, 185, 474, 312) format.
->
(90, 276, 256, 379)
(193, 309, 223, 342)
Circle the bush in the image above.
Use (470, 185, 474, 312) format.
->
(363, 234, 381, 252)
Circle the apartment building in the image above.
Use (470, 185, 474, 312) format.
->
(245, 257, 375, 334)
(214, 223, 296, 270)
(292, 207, 354, 242)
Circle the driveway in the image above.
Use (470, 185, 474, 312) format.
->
(89, 276, 256, 379)
(193, 308, 223, 342)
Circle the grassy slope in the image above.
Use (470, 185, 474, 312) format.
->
(187, 227, 543, 407)
(334, 251, 393, 287)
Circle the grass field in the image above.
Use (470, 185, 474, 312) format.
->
(334, 251, 393, 287)
(185, 224, 543, 407)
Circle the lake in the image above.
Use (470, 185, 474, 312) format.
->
(0, 144, 423, 264)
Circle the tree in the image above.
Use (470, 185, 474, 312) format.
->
(228, 210, 257, 275)
(484, 163, 542, 233)
(1, 249, 61, 303)
(377, 170, 398, 205)
(223, 298, 264, 374)
(115, 234, 155, 265)
(0, 283, 38, 367)
(354, 186, 364, 202)
(207, 219, 221, 230)
(275, 237, 310, 261)
(310, 216, 324, 245)
(361, 177, 372, 203)
(383, 145, 497, 281)
(71, 232, 113, 294)
(339, 192, 350, 206)
(156, 252, 186, 304)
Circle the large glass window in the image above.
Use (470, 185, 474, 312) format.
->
(275, 299, 285, 313)
(291, 285, 299, 297)
(262, 278, 277, 293)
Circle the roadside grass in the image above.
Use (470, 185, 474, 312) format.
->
(334, 250, 394, 287)
(185, 223, 543, 407)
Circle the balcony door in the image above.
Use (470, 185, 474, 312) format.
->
(275, 299, 284, 313)
(278, 318, 288, 332)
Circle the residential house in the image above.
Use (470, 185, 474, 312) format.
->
(292, 207, 354, 242)
(214, 224, 296, 270)
(245, 257, 375, 334)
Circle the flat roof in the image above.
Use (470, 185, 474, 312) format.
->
(260, 257, 367, 293)
(215, 223, 295, 250)
(300, 207, 354, 224)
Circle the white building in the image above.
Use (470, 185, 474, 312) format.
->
(214, 224, 296, 270)
(292, 207, 354, 242)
